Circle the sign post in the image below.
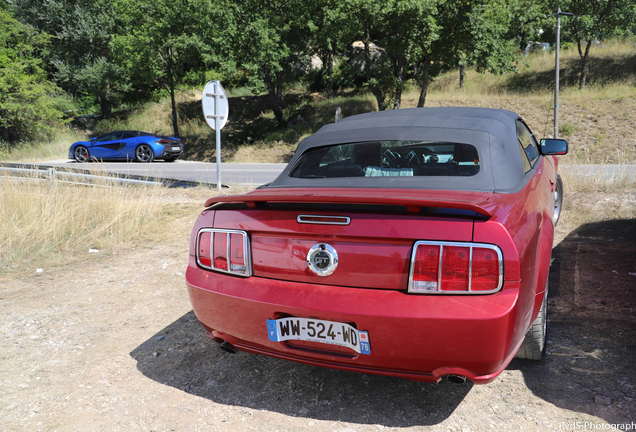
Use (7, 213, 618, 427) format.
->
(202, 81, 229, 191)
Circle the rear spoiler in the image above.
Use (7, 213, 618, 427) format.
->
(205, 188, 495, 218)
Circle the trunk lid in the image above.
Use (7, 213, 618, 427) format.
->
(209, 189, 492, 290)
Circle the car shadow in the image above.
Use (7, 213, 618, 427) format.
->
(507, 218, 636, 425)
(130, 310, 471, 427)
(505, 53, 636, 91)
(130, 218, 635, 426)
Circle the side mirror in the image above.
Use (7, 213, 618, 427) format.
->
(539, 138, 568, 156)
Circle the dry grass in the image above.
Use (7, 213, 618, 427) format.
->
(554, 166, 636, 243)
(0, 128, 85, 162)
(0, 172, 232, 274)
(399, 40, 636, 164)
(401, 84, 636, 165)
(91, 90, 206, 138)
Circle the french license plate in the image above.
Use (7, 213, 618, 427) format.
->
(267, 317, 370, 355)
(171, 146, 181, 151)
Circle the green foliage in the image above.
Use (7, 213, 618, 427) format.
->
(0, 10, 63, 142)
(233, 0, 311, 126)
(548, 0, 636, 88)
(111, 0, 236, 136)
(10, 0, 130, 118)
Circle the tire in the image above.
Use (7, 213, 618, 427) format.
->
(553, 174, 563, 226)
(515, 282, 548, 360)
(135, 144, 154, 163)
(74, 146, 90, 163)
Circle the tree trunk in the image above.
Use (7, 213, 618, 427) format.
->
(578, 39, 592, 90)
(327, 51, 334, 99)
(417, 46, 430, 108)
(264, 66, 286, 127)
(372, 88, 386, 111)
(394, 55, 406, 109)
(364, 20, 372, 83)
(97, 84, 112, 119)
(362, 19, 386, 110)
(168, 48, 180, 137)
(97, 92, 112, 119)
(459, 65, 465, 89)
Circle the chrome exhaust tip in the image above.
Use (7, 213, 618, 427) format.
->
(447, 374, 467, 384)
(219, 341, 238, 354)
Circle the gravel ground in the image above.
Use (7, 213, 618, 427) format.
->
(1, 202, 635, 432)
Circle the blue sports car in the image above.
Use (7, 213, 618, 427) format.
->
(68, 130, 184, 163)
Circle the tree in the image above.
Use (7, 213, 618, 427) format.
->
(551, 0, 636, 89)
(305, 0, 357, 99)
(112, 0, 235, 137)
(233, 0, 309, 127)
(10, 0, 129, 118)
(381, 0, 440, 108)
(431, 0, 541, 90)
(0, 10, 63, 142)
(335, 0, 440, 110)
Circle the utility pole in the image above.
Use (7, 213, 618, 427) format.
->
(554, 9, 574, 139)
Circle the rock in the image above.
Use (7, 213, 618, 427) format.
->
(594, 395, 612, 406)
(156, 335, 165, 341)
(287, 105, 315, 127)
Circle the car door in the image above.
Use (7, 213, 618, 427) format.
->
(516, 120, 551, 301)
(90, 132, 126, 160)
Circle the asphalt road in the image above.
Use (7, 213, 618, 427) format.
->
(33, 160, 635, 188)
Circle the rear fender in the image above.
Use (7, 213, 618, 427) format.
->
(528, 204, 556, 325)
(473, 220, 520, 282)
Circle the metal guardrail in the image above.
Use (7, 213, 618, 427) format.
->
(0, 164, 167, 187)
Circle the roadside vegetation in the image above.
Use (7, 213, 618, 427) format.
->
(0, 173, 218, 274)
(3, 40, 636, 165)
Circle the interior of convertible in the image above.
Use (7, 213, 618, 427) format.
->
(289, 141, 481, 178)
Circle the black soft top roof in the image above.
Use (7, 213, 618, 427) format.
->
(267, 107, 531, 193)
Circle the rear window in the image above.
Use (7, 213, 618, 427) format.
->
(289, 141, 480, 178)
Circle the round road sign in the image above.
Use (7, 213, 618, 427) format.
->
(202, 81, 229, 130)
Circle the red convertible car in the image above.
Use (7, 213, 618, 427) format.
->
(186, 107, 568, 384)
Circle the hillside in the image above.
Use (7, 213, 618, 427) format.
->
(6, 40, 636, 165)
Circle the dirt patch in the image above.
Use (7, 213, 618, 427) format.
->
(1, 195, 635, 431)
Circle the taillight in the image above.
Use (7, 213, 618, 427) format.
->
(471, 247, 500, 291)
(409, 241, 502, 294)
(412, 244, 440, 291)
(198, 231, 212, 267)
(197, 229, 251, 277)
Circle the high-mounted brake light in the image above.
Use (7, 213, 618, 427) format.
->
(409, 241, 502, 294)
(197, 229, 251, 277)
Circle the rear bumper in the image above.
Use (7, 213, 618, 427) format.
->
(159, 144, 183, 159)
(186, 257, 524, 384)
